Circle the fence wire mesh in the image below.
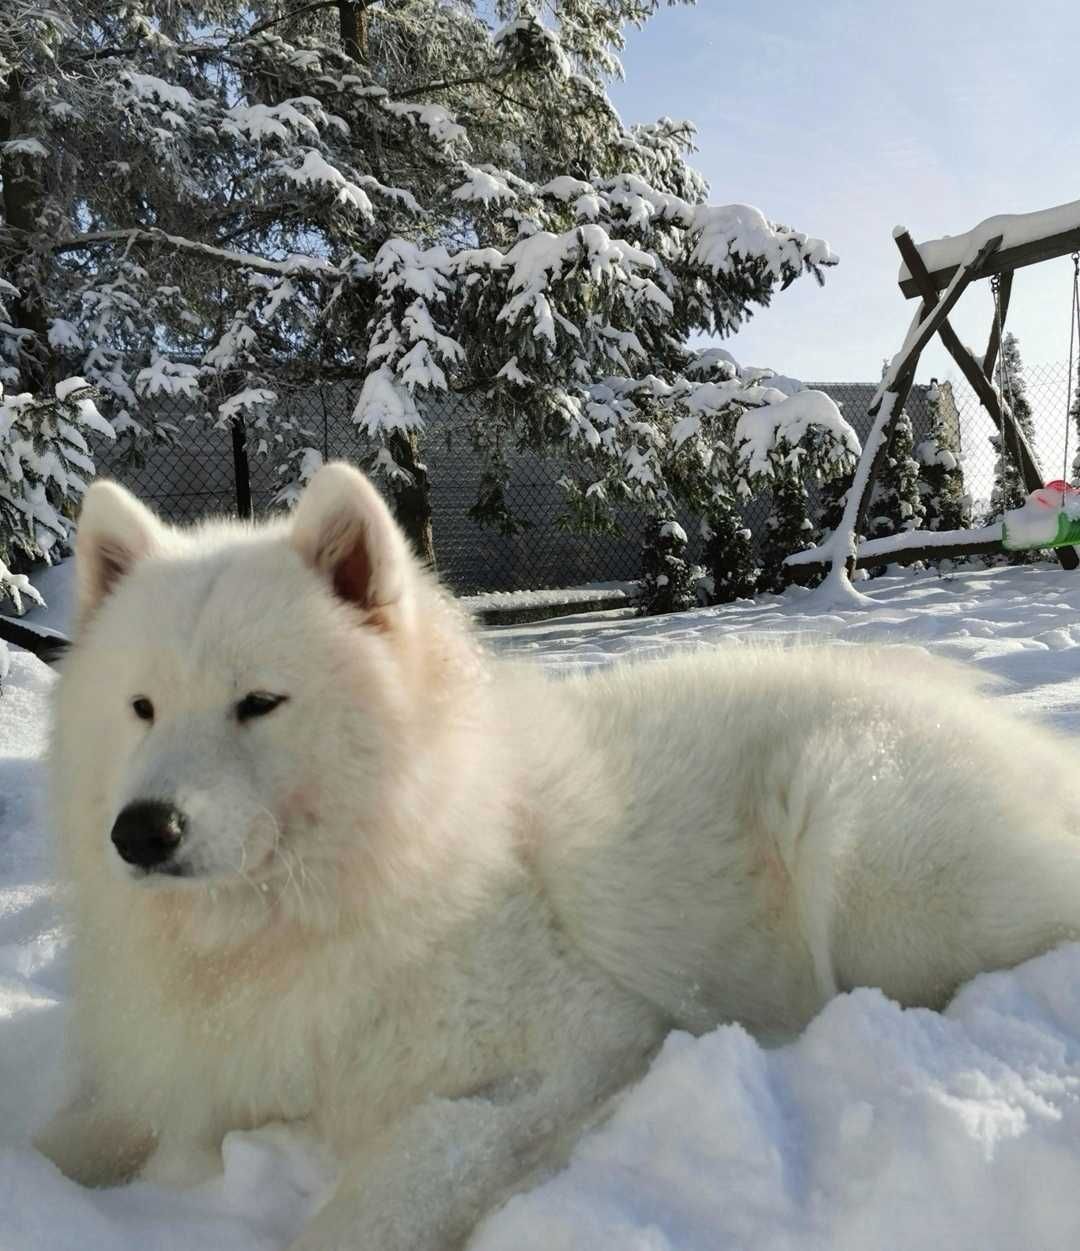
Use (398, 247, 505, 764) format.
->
(86, 362, 1079, 595)
(949, 360, 1079, 511)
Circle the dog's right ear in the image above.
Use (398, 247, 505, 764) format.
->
(290, 462, 415, 631)
(75, 481, 163, 623)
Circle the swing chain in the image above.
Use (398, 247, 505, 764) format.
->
(1062, 254, 1080, 498)
(990, 274, 1024, 502)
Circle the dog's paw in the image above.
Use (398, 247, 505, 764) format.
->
(141, 1140, 222, 1188)
(34, 1100, 152, 1187)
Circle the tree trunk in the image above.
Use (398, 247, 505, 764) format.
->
(334, 0, 435, 568)
(385, 429, 435, 567)
(337, 0, 369, 60)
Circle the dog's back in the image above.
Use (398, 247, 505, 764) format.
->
(529, 645, 1080, 1034)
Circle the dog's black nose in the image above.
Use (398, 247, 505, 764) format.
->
(111, 801, 186, 869)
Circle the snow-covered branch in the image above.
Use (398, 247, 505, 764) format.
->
(49, 230, 339, 279)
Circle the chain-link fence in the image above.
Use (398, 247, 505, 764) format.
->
(949, 359, 1079, 513)
(85, 363, 1078, 595)
(822, 363, 1078, 550)
(89, 386, 651, 594)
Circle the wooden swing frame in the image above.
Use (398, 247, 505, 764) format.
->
(788, 209, 1080, 580)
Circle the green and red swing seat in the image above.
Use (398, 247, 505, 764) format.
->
(1002, 481, 1080, 551)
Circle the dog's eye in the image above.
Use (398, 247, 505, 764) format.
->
(131, 697, 155, 723)
(236, 692, 288, 723)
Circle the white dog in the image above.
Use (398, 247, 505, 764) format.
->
(37, 463, 1080, 1249)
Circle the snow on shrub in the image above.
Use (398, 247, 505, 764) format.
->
(566, 350, 859, 613)
(0, 374, 114, 610)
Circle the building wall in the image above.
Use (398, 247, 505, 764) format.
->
(90, 381, 941, 594)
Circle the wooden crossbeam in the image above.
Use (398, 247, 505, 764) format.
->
(0, 614, 70, 665)
(893, 230, 1079, 572)
(875, 235, 1003, 406)
(782, 236, 1006, 585)
(849, 235, 1003, 544)
(787, 534, 1004, 582)
(899, 222, 1080, 299)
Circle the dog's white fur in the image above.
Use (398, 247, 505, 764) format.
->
(38, 463, 1080, 1249)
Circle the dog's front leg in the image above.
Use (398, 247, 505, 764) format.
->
(287, 1065, 627, 1251)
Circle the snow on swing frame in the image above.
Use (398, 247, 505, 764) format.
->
(786, 197, 1080, 592)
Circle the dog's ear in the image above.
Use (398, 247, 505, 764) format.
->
(290, 463, 414, 627)
(75, 481, 163, 623)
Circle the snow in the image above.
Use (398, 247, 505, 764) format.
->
(284, 150, 373, 216)
(792, 388, 904, 604)
(223, 102, 321, 145)
(914, 438, 958, 471)
(684, 346, 739, 377)
(134, 356, 201, 399)
(689, 202, 837, 280)
(47, 320, 83, 351)
(475, 952, 1080, 1251)
(352, 365, 423, 434)
(382, 100, 466, 148)
(897, 197, 1080, 283)
(495, 357, 531, 387)
(463, 581, 640, 615)
(1, 137, 50, 160)
(493, 17, 573, 78)
(497, 227, 661, 345)
(217, 389, 277, 425)
(452, 165, 518, 206)
(539, 176, 593, 201)
(8, 563, 1080, 1248)
(53, 376, 91, 403)
(735, 389, 859, 479)
(118, 72, 198, 115)
(855, 523, 1002, 559)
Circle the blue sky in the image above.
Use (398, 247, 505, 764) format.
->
(610, 0, 1080, 389)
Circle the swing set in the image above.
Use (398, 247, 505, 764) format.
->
(788, 198, 1080, 580)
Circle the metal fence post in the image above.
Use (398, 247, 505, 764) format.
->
(231, 416, 252, 519)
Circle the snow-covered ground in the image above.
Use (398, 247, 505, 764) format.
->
(4, 562, 1080, 1248)
(461, 580, 640, 620)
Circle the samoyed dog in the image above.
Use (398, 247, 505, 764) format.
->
(38, 462, 1080, 1249)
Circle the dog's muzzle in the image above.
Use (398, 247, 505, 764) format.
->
(111, 801, 188, 874)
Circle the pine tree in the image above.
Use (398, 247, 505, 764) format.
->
(0, 374, 114, 608)
(815, 466, 852, 539)
(868, 409, 924, 539)
(0, 0, 835, 571)
(597, 358, 852, 608)
(758, 443, 816, 593)
(988, 333, 1040, 518)
(864, 408, 924, 576)
(985, 333, 1046, 564)
(806, 418, 855, 562)
(915, 381, 971, 535)
(703, 504, 758, 604)
(640, 514, 697, 615)
(1070, 359, 1080, 484)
